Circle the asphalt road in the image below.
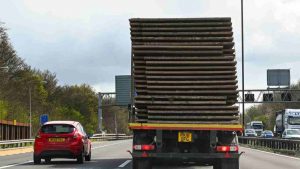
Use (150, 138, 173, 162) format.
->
(0, 139, 299, 169)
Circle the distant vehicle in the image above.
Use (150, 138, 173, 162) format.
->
(246, 121, 264, 136)
(275, 109, 300, 136)
(244, 129, 257, 137)
(34, 121, 91, 164)
(282, 129, 300, 139)
(260, 130, 274, 138)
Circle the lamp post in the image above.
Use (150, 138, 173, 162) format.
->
(29, 80, 47, 138)
(241, 0, 245, 129)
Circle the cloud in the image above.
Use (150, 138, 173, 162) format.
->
(1, 0, 300, 93)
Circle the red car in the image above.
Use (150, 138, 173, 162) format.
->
(34, 121, 92, 164)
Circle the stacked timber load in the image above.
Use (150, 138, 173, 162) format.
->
(130, 18, 239, 124)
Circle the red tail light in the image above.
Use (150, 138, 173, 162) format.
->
(73, 133, 79, 139)
(216, 145, 238, 152)
(133, 145, 155, 151)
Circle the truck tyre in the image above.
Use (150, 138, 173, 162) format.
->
(132, 158, 152, 169)
(214, 158, 239, 169)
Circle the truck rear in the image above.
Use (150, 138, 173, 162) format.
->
(128, 18, 242, 169)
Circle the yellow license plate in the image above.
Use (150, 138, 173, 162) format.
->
(178, 132, 192, 142)
(48, 138, 65, 142)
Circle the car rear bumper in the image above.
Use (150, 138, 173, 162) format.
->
(34, 142, 82, 158)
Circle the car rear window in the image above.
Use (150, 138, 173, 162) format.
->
(41, 124, 75, 134)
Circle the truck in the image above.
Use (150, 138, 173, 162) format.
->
(246, 121, 264, 136)
(128, 17, 242, 169)
(275, 109, 300, 136)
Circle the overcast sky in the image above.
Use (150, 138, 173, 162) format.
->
(0, 0, 300, 93)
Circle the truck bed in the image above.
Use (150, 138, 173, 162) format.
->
(129, 123, 243, 131)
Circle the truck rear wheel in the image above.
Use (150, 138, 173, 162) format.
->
(214, 158, 239, 169)
(132, 158, 152, 169)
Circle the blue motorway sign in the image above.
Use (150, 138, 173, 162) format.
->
(40, 114, 49, 125)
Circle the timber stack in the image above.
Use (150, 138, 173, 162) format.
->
(130, 18, 239, 124)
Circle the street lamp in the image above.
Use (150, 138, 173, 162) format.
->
(29, 80, 47, 138)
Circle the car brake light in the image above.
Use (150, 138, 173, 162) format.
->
(133, 145, 155, 151)
(216, 145, 238, 152)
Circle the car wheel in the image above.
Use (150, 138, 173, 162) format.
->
(85, 148, 91, 161)
(77, 150, 84, 164)
(33, 155, 41, 164)
(45, 157, 51, 164)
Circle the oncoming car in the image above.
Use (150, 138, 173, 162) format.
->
(34, 121, 91, 164)
(260, 130, 274, 138)
(282, 129, 300, 139)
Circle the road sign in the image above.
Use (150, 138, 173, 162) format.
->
(115, 75, 132, 106)
(40, 114, 49, 125)
(267, 69, 290, 87)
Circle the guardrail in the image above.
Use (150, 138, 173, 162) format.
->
(238, 136, 300, 151)
(0, 139, 34, 149)
(0, 134, 132, 149)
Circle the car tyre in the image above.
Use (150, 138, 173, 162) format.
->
(214, 158, 239, 169)
(33, 155, 41, 164)
(45, 157, 51, 164)
(77, 150, 84, 164)
(132, 158, 152, 169)
(85, 148, 91, 161)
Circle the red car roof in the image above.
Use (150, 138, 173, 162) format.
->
(44, 121, 79, 126)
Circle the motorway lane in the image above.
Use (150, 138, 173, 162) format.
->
(0, 139, 299, 169)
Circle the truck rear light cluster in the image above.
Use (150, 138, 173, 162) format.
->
(133, 145, 155, 151)
(216, 145, 239, 152)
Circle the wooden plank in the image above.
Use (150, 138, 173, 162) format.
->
(147, 105, 238, 110)
(148, 115, 239, 120)
(146, 120, 240, 124)
(135, 95, 227, 100)
(145, 80, 238, 84)
(131, 37, 233, 42)
(145, 71, 237, 75)
(133, 50, 223, 55)
(132, 45, 223, 49)
(144, 90, 238, 94)
(148, 110, 239, 114)
(130, 22, 232, 27)
(131, 32, 233, 37)
(143, 85, 238, 90)
(142, 56, 234, 61)
(144, 66, 236, 70)
(145, 61, 237, 65)
(143, 75, 237, 79)
(135, 100, 226, 105)
(130, 27, 232, 32)
(130, 18, 231, 22)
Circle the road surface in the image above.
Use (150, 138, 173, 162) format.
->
(0, 139, 299, 169)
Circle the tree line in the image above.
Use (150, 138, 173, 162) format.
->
(0, 22, 129, 135)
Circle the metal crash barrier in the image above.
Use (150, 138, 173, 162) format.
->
(239, 136, 300, 151)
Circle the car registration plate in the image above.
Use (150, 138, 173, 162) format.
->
(48, 138, 65, 142)
(178, 132, 192, 142)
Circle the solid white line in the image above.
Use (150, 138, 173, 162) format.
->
(118, 160, 132, 168)
(0, 161, 32, 169)
(242, 147, 300, 160)
(92, 140, 130, 150)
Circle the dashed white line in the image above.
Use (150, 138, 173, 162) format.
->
(118, 160, 131, 168)
(0, 161, 32, 169)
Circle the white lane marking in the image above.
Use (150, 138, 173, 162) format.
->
(92, 140, 131, 150)
(242, 147, 300, 160)
(118, 160, 131, 168)
(0, 140, 131, 169)
(0, 161, 32, 169)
